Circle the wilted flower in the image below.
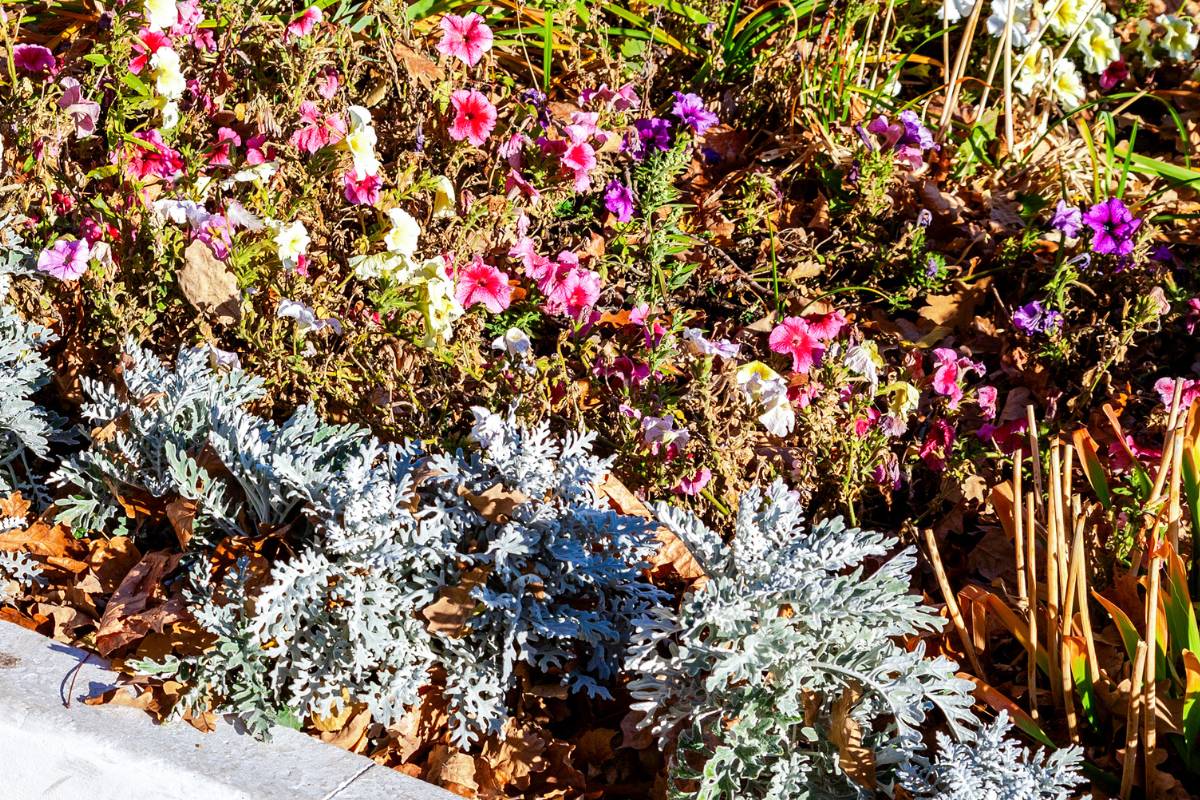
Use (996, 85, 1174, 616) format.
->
(492, 328, 532, 359)
(736, 361, 795, 437)
(641, 414, 690, 458)
(343, 105, 380, 179)
(682, 328, 740, 359)
(1050, 200, 1082, 238)
(277, 298, 341, 334)
(432, 176, 457, 218)
(58, 78, 100, 138)
(437, 12, 494, 67)
(449, 89, 497, 147)
(37, 239, 90, 281)
(1012, 300, 1063, 335)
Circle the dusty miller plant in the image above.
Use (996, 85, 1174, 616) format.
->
(59, 343, 666, 746)
(625, 480, 1085, 799)
(0, 221, 71, 506)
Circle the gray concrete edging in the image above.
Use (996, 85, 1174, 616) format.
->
(0, 620, 457, 800)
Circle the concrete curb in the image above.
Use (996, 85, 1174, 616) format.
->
(0, 621, 458, 800)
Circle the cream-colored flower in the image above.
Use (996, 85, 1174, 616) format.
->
(735, 361, 795, 437)
(1050, 58, 1086, 108)
(343, 105, 380, 179)
(144, 0, 179, 31)
(1134, 19, 1161, 69)
(421, 258, 464, 346)
(1014, 43, 1051, 95)
(432, 176, 456, 218)
(384, 208, 420, 256)
(150, 47, 185, 100)
(1159, 14, 1198, 62)
(1078, 16, 1121, 74)
(1046, 0, 1088, 36)
(274, 220, 309, 268)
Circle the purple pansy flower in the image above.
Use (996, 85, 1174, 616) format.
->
(604, 180, 635, 222)
(1012, 300, 1062, 335)
(1050, 200, 1082, 238)
(37, 239, 90, 281)
(670, 92, 718, 135)
(1082, 197, 1142, 256)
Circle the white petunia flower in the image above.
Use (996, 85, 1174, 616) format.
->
(1050, 58, 1086, 108)
(1134, 19, 1161, 69)
(273, 220, 309, 269)
(144, 0, 179, 31)
(986, 0, 1033, 48)
(149, 47, 185, 100)
(1159, 14, 1198, 62)
(1014, 43, 1051, 95)
(432, 176, 457, 218)
(736, 361, 795, 437)
(1078, 15, 1121, 74)
(343, 105, 380, 179)
(1046, 0, 1089, 36)
(384, 208, 420, 256)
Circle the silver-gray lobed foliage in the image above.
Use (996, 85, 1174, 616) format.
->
(55, 342, 665, 747)
(625, 480, 1087, 799)
(0, 223, 71, 506)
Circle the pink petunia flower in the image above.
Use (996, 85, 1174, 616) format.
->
(289, 101, 346, 154)
(13, 44, 56, 76)
(37, 239, 90, 281)
(673, 467, 712, 496)
(930, 348, 964, 407)
(317, 69, 340, 100)
(1154, 377, 1200, 411)
(128, 29, 172, 74)
(977, 385, 998, 420)
(58, 77, 100, 138)
(245, 134, 275, 165)
(546, 266, 601, 318)
(454, 256, 512, 313)
(437, 12, 493, 67)
(448, 89, 496, 147)
(768, 317, 825, 374)
(286, 6, 323, 39)
(804, 310, 847, 341)
(120, 129, 184, 181)
(208, 127, 241, 166)
(343, 170, 382, 206)
(920, 418, 955, 472)
(560, 128, 596, 192)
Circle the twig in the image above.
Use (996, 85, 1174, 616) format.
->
(1013, 447, 1028, 609)
(1121, 640, 1148, 800)
(1025, 488, 1040, 721)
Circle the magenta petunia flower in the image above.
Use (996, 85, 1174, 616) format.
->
(804, 310, 847, 341)
(437, 12, 493, 67)
(546, 266, 601, 318)
(673, 467, 712, 496)
(289, 101, 346, 154)
(128, 29, 171, 74)
(208, 127, 242, 166)
(768, 317, 824, 374)
(13, 44, 56, 75)
(604, 180, 634, 222)
(560, 135, 596, 192)
(37, 239, 90, 281)
(286, 6, 323, 39)
(454, 257, 512, 313)
(448, 89, 496, 147)
(1082, 197, 1142, 256)
(343, 170, 381, 206)
(121, 129, 185, 181)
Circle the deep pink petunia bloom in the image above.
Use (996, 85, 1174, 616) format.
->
(437, 13, 493, 67)
(449, 89, 496, 147)
(128, 29, 171, 74)
(121, 129, 184, 181)
(289, 101, 346, 154)
(245, 133, 275, 165)
(768, 317, 824, 374)
(37, 239, 90, 281)
(919, 418, 955, 472)
(930, 348, 963, 407)
(560, 136, 596, 192)
(287, 6, 323, 39)
(13, 44, 56, 75)
(804, 310, 847, 341)
(546, 266, 601, 318)
(455, 257, 512, 313)
(343, 170, 381, 206)
(1154, 377, 1200, 411)
(208, 127, 241, 166)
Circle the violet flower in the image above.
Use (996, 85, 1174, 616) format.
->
(603, 180, 634, 222)
(670, 92, 718, 135)
(1082, 197, 1142, 256)
(1050, 200, 1082, 238)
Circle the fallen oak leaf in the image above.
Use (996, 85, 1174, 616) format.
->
(598, 474, 706, 583)
(165, 498, 196, 550)
(95, 550, 185, 656)
(460, 483, 528, 524)
(420, 566, 490, 638)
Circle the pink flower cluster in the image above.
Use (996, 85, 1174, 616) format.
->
(767, 311, 847, 373)
(455, 257, 512, 313)
(929, 348, 984, 409)
(510, 232, 601, 320)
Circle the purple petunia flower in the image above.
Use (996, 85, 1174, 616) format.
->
(1082, 197, 1142, 256)
(13, 44, 56, 76)
(626, 117, 672, 160)
(604, 180, 635, 222)
(1012, 300, 1062, 335)
(670, 92, 718, 135)
(898, 110, 936, 151)
(37, 239, 90, 281)
(1051, 200, 1082, 238)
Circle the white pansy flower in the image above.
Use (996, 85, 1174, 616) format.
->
(1078, 15, 1121, 74)
(1159, 14, 1198, 62)
(144, 0, 179, 31)
(384, 208, 420, 256)
(273, 220, 309, 269)
(1050, 58, 1086, 108)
